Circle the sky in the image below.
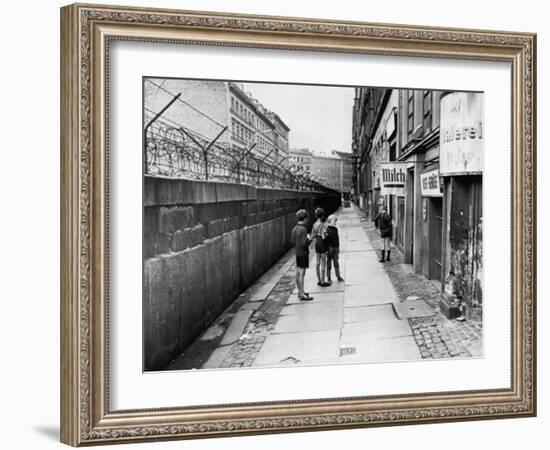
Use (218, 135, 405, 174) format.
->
(242, 82, 355, 156)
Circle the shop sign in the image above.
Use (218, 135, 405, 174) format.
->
(420, 168, 443, 197)
(380, 162, 406, 195)
(440, 92, 483, 176)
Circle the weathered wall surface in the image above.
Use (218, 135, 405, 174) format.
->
(144, 176, 340, 370)
(441, 175, 483, 320)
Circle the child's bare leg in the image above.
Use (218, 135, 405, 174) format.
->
(297, 267, 305, 296)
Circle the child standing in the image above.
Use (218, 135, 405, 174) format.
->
(325, 214, 344, 283)
(311, 207, 330, 287)
(374, 206, 392, 262)
(290, 209, 313, 301)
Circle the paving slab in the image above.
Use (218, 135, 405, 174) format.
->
(344, 284, 399, 307)
(345, 267, 389, 285)
(341, 318, 413, 343)
(287, 291, 344, 305)
(220, 309, 253, 345)
(293, 281, 346, 295)
(202, 345, 233, 369)
(253, 330, 341, 366)
(281, 300, 344, 316)
(339, 336, 422, 363)
(238, 302, 263, 312)
(344, 304, 396, 323)
(248, 282, 277, 301)
(394, 299, 436, 319)
(345, 250, 379, 259)
(272, 310, 343, 334)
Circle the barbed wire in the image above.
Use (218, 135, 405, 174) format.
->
(143, 84, 334, 193)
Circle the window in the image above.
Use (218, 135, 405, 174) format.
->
(407, 90, 414, 137)
(423, 90, 432, 132)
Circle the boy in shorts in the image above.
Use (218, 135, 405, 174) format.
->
(325, 214, 344, 283)
(290, 209, 313, 301)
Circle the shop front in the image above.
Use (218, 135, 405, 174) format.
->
(420, 167, 444, 282)
(439, 92, 484, 321)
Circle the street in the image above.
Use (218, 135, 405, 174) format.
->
(166, 205, 482, 371)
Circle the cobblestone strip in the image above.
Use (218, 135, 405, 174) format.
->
(219, 269, 297, 368)
(359, 213, 483, 359)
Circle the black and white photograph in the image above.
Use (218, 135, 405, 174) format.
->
(143, 78, 484, 372)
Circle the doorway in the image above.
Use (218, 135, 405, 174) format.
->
(428, 197, 443, 281)
(397, 196, 405, 250)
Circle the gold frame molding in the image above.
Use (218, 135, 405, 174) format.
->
(60, 3, 536, 446)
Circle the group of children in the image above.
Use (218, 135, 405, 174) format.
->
(291, 206, 393, 301)
(290, 207, 344, 302)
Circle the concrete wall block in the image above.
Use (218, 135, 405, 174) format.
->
(241, 201, 250, 216)
(273, 207, 284, 219)
(248, 201, 259, 215)
(239, 227, 252, 289)
(258, 222, 270, 276)
(170, 229, 193, 253)
(154, 233, 171, 256)
(250, 225, 261, 281)
(193, 180, 217, 204)
(256, 189, 267, 201)
(144, 207, 159, 234)
(216, 182, 250, 203)
(190, 224, 205, 247)
(197, 203, 220, 225)
(143, 254, 185, 370)
(206, 218, 226, 238)
(144, 176, 195, 206)
(159, 206, 195, 234)
(144, 233, 156, 259)
(180, 246, 208, 349)
(226, 216, 240, 232)
(204, 237, 225, 324)
(245, 213, 257, 227)
(222, 231, 241, 307)
(143, 260, 155, 369)
(246, 185, 257, 200)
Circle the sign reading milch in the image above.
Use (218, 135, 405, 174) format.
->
(380, 162, 406, 195)
(440, 92, 484, 176)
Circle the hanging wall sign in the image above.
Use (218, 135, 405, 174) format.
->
(380, 162, 406, 195)
(440, 92, 484, 176)
(420, 168, 443, 197)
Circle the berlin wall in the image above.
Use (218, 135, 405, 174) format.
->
(143, 176, 340, 370)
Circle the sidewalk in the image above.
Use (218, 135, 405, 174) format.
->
(167, 204, 481, 371)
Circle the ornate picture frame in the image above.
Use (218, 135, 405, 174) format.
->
(60, 3, 536, 446)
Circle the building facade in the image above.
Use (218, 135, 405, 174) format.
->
(352, 87, 483, 321)
(310, 155, 342, 192)
(289, 148, 313, 176)
(309, 153, 353, 196)
(144, 79, 290, 168)
(332, 151, 354, 199)
(267, 112, 291, 165)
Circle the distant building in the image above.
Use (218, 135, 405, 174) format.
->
(310, 155, 341, 192)
(289, 148, 313, 176)
(266, 112, 291, 166)
(144, 79, 291, 166)
(309, 151, 353, 196)
(331, 150, 354, 197)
